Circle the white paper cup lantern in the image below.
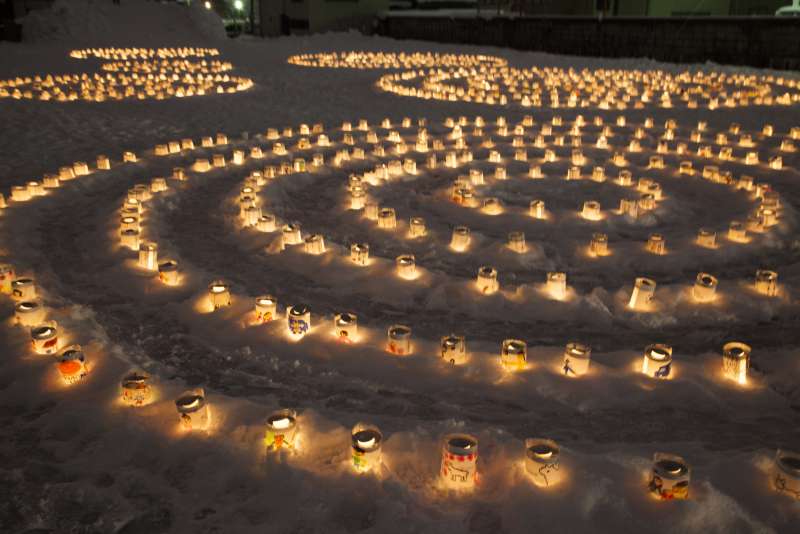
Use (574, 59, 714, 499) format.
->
(97, 155, 111, 170)
(773, 450, 800, 500)
(282, 223, 303, 246)
(629, 277, 656, 310)
(441, 434, 479, 490)
(590, 233, 609, 256)
(256, 215, 277, 233)
(582, 201, 602, 220)
(546, 272, 567, 300)
(562, 342, 591, 377)
(15, 301, 45, 326)
(755, 270, 778, 297)
(254, 295, 277, 323)
(31, 322, 59, 355)
(352, 424, 383, 473)
(138, 243, 158, 271)
(0, 264, 13, 294)
(692, 273, 718, 302)
(304, 234, 326, 255)
(158, 260, 179, 286)
(728, 221, 748, 243)
(350, 187, 366, 210)
(287, 304, 311, 337)
(450, 226, 470, 251)
(11, 277, 36, 301)
(697, 229, 716, 248)
(476, 266, 499, 295)
(642, 344, 673, 379)
(501, 339, 527, 371)
(120, 215, 140, 233)
(208, 280, 231, 310)
(525, 438, 564, 488)
(11, 185, 30, 202)
(396, 254, 416, 280)
(58, 345, 88, 385)
(176, 389, 210, 431)
(243, 206, 261, 227)
(265, 409, 298, 452)
(409, 217, 426, 238)
(646, 234, 666, 255)
(120, 229, 140, 250)
(440, 334, 466, 365)
(508, 231, 527, 253)
(333, 312, 358, 343)
(378, 208, 397, 230)
(387, 324, 412, 355)
(649, 453, 690, 500)
(121, 371, 151, 407)
(150, 177, 167, 193)
(722, 342, 750, 385)
(350, 243, 369, 266)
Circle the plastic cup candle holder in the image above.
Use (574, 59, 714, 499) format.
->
(440, 334, 467, 365)
(287, 305, 311, 337)
(387, 325, 412, 355)
(697, 229, 716, 248)
(304, 234, 326, 255)
(11, 277, 36, 301)
(31, 321, 59, 355)
(546, 272, 567, 300)
(562, 342, 591, 377)
(282, 223, 303, 246)
(441, 434, 478, 490)
(754, 269, 778, 297)
(158, 260, 179, 286)
(350, 188, 366, 210)
(396, 254, 416, 280)
(208, 281, 231, 310)
(58, 345, 88, 385)
(120, 229, 140, 250)
(120, 215, 140, 232)
(334, 312, 358, 343)
(530, 200, 546, 219)
(256, 214, 276, 233)
(582, 201, 602, 220)
(121, 371, 152, 407)
(722, 342, 750, 385)
(265, 409, 298, 452)
(728, 221, 748, 243)
(649, 453, 690, 500)
(590, 233, 609, 256)
(692, 272, 718, 302)
(408, 217, 426, 238)
(629, 277, 656, 310)
(176, 389, 210, 431)
(15, 301, 45, 327)
(646, 234, 666, 255)
(138, 243, 158, 271)
(350, 243, 369, 266)
(508, 231, 527, 253)
(352, 424, 383, 473)
(501, 339, 527, 371)
(476, 266, 499, 295)
(773, 450, 800, 500)
(254, 296, 277, 324)
(525, 438, 563, 488)
(642, 344, 672, 379)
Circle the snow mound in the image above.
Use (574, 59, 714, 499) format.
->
(21, 0, 226, 45)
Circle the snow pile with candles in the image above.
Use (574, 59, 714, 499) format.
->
(0, 3, 799, 532)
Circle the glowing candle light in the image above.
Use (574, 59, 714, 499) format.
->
(208, 280, 231, 310)
(11, 185, 31, 202)
(282, 223, 303, 246)
(649, 453, 690, 500)
(97, 155, 111, 170)
(387, 324, 412, 355)
(508, 231, 527, 253)
(409, 217, 426, 238)
(120, 215, 140, 232)
(562, 342, 591, 377)
(15, 301, 45, 326)
(525, 438, 563, 488)
(696, 228, 716, 248)
(12, 277, 36, 301)
(352, 424, 383, 473)
(120, 229, 140, 250)
(350, 243, 369, 266)
(546, 272, 567, 300)
(581, 201, 602, 221)
(642, 344, 672, 378)
(377, 208, 397, 230)
(530, 200, 546, 219)
(138, 243, 158, 271)
(350, 187, 366, 210)
(158, 260, 179, 286)
(213, 153, 226, 168)
(264, 409, 298, 451)
(482, 197, 503, 215)
(772, 450, 800, 500)
(334, 312, 358, 343)
(590, 233, 609, 256)
(254, 295, 277, 324)
(0, 264, 12, 294)
(176, 388, 210, 431)
(638, 194, 656, 212)
(31, 322, 59, 355)
(395, 254, 416, 280)
(440, 334, 466, 365)
(121, 371, 151, 407)
(692, 273, 718, 302)
(629, 277, 657, 310)
(304, 234, 326, 255)
(441, 434, 479, 490)
(728, 221, 748, 243)
(501, 339, 527, 371)
(287, 304, 311, 338)
(123, 151, 137, 163)
(754, 269, 778, 296)
(256, 214, 276, 233)
(58, 345, 88, 385)
(43, 174, 60, 188)
(476, 266, 499, 295)
(721, 342, 750, 385)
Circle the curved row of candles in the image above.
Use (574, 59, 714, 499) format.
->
(0, 47, 253, 102)
(287, 50, 800, 110)
(0, 118, 797, 505)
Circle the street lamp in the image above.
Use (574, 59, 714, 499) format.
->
(204, 1, 212, 9)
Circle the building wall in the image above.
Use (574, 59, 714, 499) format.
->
(308, 0, 388, 33)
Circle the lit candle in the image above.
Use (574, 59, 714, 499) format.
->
(175, 388, 210, 431)
(265, 409, 298, 452)
(501, 339, 527, 371)
(409, 217, 427, 238)
(14, 300, 45, 326)
(208, 280, 231, 310)
(696, 228, 716, 248)
(642, 344, 672, 378)
(722, 342, 750, 385)
(158, 260, 180, 286)
(629, 277, 656, 310)
(352, 424, 383, 473)
(254, 295, 277, 323)
(377, 208, 397, 230)
(0, 264, 10, 294)
(754, 269, 778, 297)
(530, 200, 546, 219)
(350, 243, 370, 266)
(256, 214, 277, 233)
(57, 345, 88, 385)
(138, 243, 158, 271)
(441, 434, 479, 490)
(440, 334, 466, 365)
(508, 231, 527, 253)
(649, 453, 690, 500)
(387, 324, 412, 355)
(12, 277, 36, 301)
(728, 221, 748, 243)
(581, 201, 602, 221)
(692, 272, 718, 302)
(395, 254, 416, 280)
(450, 226, 470, 251)
(30, 322, 59, 355)
(303, 234, 326, 255)
(772, 450, 800, 500)
(334, 312, 358, 343)
(287, 304, 311, 337)
(282, 223, 303, 246)
(120, 229, 140, 250)
(590, 233, 609, 256)
(562, 342, 591, 377)
(525, 438, 563, 488)
(546, 272, 567, 300)
(476, 266, 499, 295)
(121, 370, 151, 407)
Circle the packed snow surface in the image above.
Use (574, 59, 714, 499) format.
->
(0, 1, 799, 533)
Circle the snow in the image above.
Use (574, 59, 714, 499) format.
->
(0, 1, 799, 532)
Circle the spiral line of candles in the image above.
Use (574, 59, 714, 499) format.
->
(0, 47, 253, 102)
(1, 114, 797, 503)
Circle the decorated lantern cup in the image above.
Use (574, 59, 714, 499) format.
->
(387, 324, 412, 355)
(649, 453, 690, 500)
(121, 371, 152, 407)
(351, 423, 383, 473)
(476, 266, 499, 295)
(12, 277, 36, 301)
(722, 342, 750, 385)
(15, 301, 45, 327)
(31, 321, 59, 355)
(176, 388, 210, 431)
(254, 295, 277, 324)
(287, 304, 311, 338)
(773, 450, 800, 500)
(208, 280, 231, 310)
(525, 438, 564, 488)
(57, 345, 88, 385)
(501, 339, 527, 371)
(562, 342, 591, 377)
(642, 344, 673, 379)
(754, 270, 778, 297)
(0, 264, 15, 294)
(265, 409, 298, 452)
(629, 277, 656, 310)
(334, 312, 358, 343)
(441, 434, 479, 490)
(158, 260, 179, 286)
(440, 334, 467, 365)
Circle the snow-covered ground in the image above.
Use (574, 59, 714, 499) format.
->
(0, 1, 799, 533)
